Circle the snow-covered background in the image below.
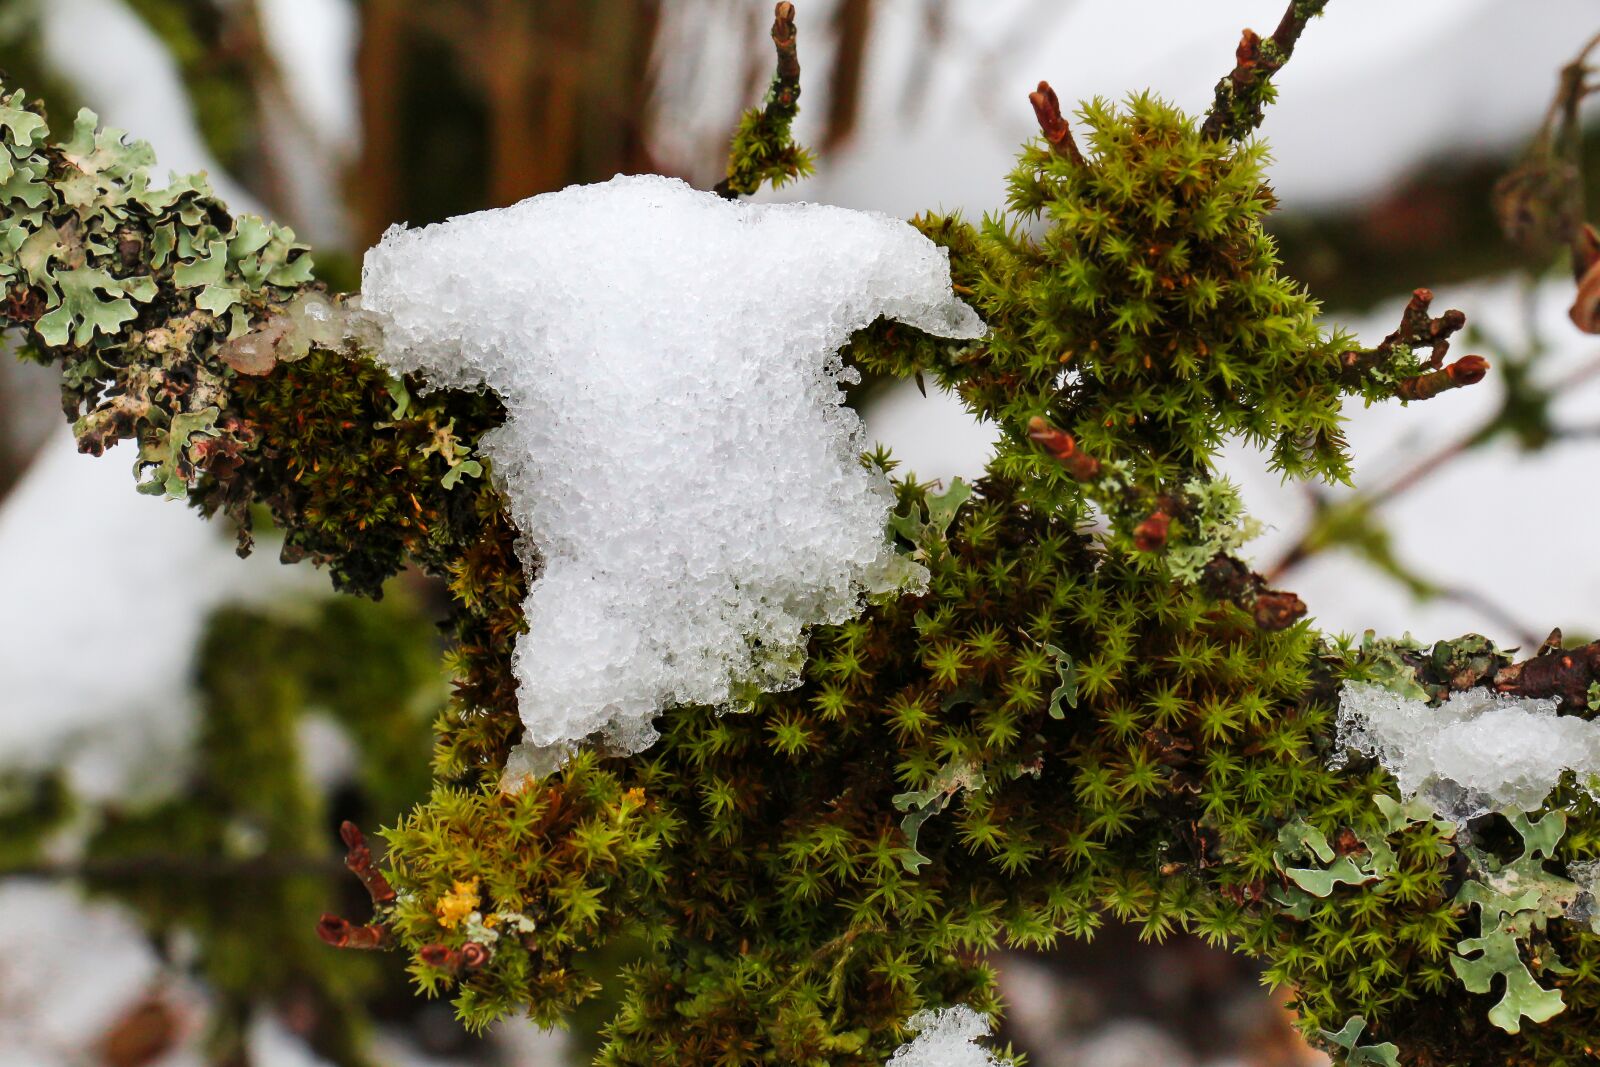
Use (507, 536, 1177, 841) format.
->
(3, 1, 1599, 1064)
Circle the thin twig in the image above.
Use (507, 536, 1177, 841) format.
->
(1266, 351, 1600, 582)
(1200, 0, 1330, 142)
(1370, 352, 1600, 509)
(714, 3, 804, 199)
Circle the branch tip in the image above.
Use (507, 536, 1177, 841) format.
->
(1028, 81, 1087, 167)
(1201, 0, 1329, 141)
(772, 2, 799, 81)
(339, 820, 396, 906)
(1338, 287, 1480, 396)
(714, 1, 808, 198)
(1394, 355, 1488, 402)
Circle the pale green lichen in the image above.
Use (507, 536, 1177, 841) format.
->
(1044, 643, 1079, 719)
(38, 267, 156, 346)
(889, 477, 972, 555)
(1451, 810, 1579, 1033)
(0, 83, 317, 499)
(1318, 1016, 1400, 1067)
(1272, 795, 1454, 917)
(892, 757, 985, 874)
(1166, 477, 1263, 584)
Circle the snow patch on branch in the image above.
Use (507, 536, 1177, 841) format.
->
(1336, 682, 1600, 818)
(359, 175, 982, 761)
(887, 1007, 1001, 1067)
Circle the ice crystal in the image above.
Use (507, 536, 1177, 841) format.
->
(886, 1007, 1001, 1067)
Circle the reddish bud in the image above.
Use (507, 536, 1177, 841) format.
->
(1448, 355, 1488, 386)
(316, 914, 389, 950)
(1231, 28, 1264, 86)
(1027, 82, 1086, 167)
(419, 941, 491, 975)
(1026, 416, 1101, 480)
(1133, 510, 1171, 553)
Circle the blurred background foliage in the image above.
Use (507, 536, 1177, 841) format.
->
(2, 2, 1599, 1066)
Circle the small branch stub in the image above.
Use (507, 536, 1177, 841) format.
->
(1252, 589, 1308, 631)
(340, 820, 396, 905)
(1200, 555, 1308, 632)
(1028, 81, 1087, 167)
(316, 915, 390, 950)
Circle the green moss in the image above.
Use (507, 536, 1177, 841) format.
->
(5, 70, 1600, 1067)
(74, 593, 446, 1066)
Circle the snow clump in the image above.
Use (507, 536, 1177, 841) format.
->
(1336, 681, 1600, 819)
(887, 1006, 1002, 1067)
(359, 175, 983, 761)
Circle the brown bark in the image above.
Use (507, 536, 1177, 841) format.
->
(353, 0, 406, 247)
(823, 0, 873, 153)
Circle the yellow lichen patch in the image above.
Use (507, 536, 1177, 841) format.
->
(435, 878, 481, 930)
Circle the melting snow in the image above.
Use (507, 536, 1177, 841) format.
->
(887, 1007, 1001, 1067)
(1336, 681, 1600, 818)
(360, 174, 982, 761)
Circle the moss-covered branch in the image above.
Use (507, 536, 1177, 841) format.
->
(1201, 0, 1331, 143)
(714, 2, 814, 198)
(5, 15, 1600, 1065)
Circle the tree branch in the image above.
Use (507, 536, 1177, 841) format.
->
(1494, 633, 1600, 707)
(1200, 0, 1330, 142)
(1334, 287, 1473, 388)
(714, 2, 812, 198)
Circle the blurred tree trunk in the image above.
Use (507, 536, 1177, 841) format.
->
(351, 0, 660, 248)
(823, 0, 872, 153)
